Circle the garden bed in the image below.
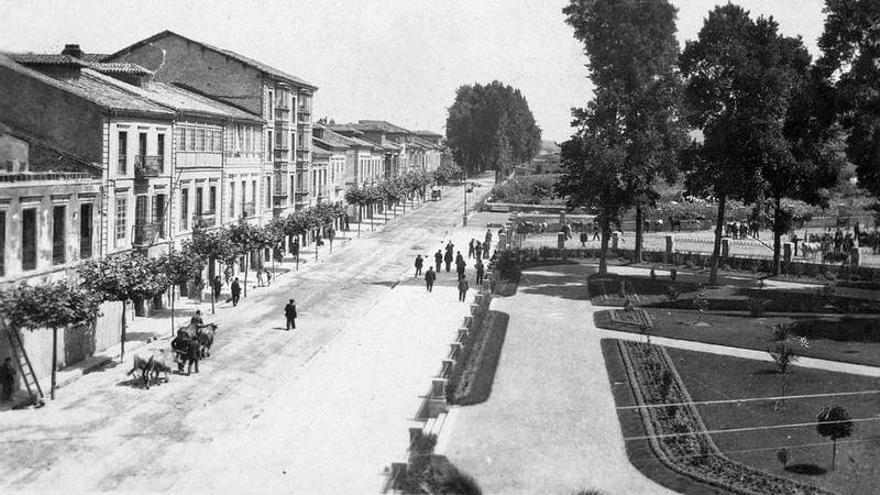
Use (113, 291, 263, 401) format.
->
(452, 311, 509, 406)
(608, 339, 832, 494)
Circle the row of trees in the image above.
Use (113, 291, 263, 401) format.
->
(344, 169, 435, 234)
(446, 81, 542, 179)
(557, 0, 874, 283)
(0, 201, 350, 400)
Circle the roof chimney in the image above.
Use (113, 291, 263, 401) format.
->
(61, 44, 83, 59)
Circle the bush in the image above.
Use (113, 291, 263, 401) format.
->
(489, 175, 560, 205)
(748, 296, 768, 317)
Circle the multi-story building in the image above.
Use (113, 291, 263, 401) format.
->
(331, 120, 444, 177)
(0, 54, 177, 259)
(106, 30, 317, 216)
(327, 124, 386, 186)
(0, 123, 102, 286)
(312, 124, 355, 203)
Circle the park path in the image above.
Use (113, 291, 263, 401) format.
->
(442, 264, 676, 495)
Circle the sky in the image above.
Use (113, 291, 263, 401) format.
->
(0, 0, 827, 142)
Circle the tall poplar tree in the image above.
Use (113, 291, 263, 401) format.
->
(561, 0, 686, 264)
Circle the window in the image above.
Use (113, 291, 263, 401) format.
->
(139, 132, 148, 159)
(52, 205, 66, 265)
(209, 185, 217, 213)
(0, 210, 5, 276)
(197, 129, 206, 151)
(196, 187, 204, 216)
(22, 208, 37, 271)
(181, 189, 189, 231)
(267, 91, 274, 117)
(240, 180, 246, 217)
(268, 130, 273, 157)
(245, 126, 251, 152)
(266, 177, 272, 208)
(188, 128, 196, 151)
(237, 125, 244, 151)
(153, 195, 166, 238)
(252, 180, 257, 212)
(229, 181, 236, 218)
(118, 131, 127, 175)
(207, 131, 213, 153)
(213, 130, 223, 152)
(115, 197, 127, 246)
(157, 134, 166, 173)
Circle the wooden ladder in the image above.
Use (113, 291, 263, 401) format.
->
(5, 327, 43, 402)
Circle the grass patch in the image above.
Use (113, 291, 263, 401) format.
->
(667, 347, 880, 495)
(454, 311, 509, 406)
(596, 307, 880, 367)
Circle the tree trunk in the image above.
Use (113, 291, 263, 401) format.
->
(120, 300, 127, 362)
(50, 326, 58, 400)
(243, 252, 249, 298)
(315, 229, 319, 261)
(370, 203, 375, 231)
(832, 438, 837, 471)
(772, 196, 782, 276)
(635, 203, 644, 264)
(357, 206, 362, 238)
(710, 194, 727, 286)
(210, 257, 216, 315)
(599, 213, 611, 275)
(384, 201, 388, 223)
(170, 285, 176, 338)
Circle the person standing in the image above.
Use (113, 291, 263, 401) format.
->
(580, 231, 588, 247)
(434, 250, 443, 272)
(444, 249, 453, 272)
(414, 255, 424, 277)
(458, 277, 469, 302)
(212, 275, 223, 301)
(456, 257, 467, 280)
(231, 278, 242, 306)
(483, 240, 490, 259)
(0, 357, 15, 402)
(468, 239, 475, 259)
(284, 299, 297, 331)
(425, 267, 436, 292)
(264, 268, 273, 286)
(791, 232, 800, 256)
(190, 309, 204, 327)
(592, 221, 600, 241)
(256, 268, 265, 287)
(475, 260, 485, 285)
(485, 229, 493, 246)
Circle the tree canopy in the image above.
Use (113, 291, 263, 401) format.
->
(445, 81, 541, 177)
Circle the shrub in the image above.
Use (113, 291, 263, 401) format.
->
(748, 296, 768, 317)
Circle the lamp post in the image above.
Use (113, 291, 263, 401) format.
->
(463, 168, 468, 226)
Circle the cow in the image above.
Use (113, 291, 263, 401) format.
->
(197, 323, 218, 358)
(126, 348, 173, 389)
(801, 242, 822, 260)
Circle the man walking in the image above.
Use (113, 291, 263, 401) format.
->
(284, 299, 297, 331)
(456, 257, 467, 280)
(212, 275, 223, 301)
(434, 250, 443, 272)
(458, 277, 469, 302)
(231, 277, 242, 307)
(414, 255, 424, 277)
(1, 357, 15, 402)
(485, 229, 493, 246)
(475, 260, 485, 285)
(444, 249, 453, 272)
(468, 239, 475, 259)
(425, 266, 436, 292)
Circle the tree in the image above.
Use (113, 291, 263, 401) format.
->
(446, 81, 541, 179)
(817, 1, 880, 200)
(158, 248, 202, 333)
(344, 186, 367, 237)
(563, 0, 686, 264)
(680, 5, 799, 284)
(767, 340, 799, 405)
(227, 221, 264, 298)
(817, 405, 854, 471)
(78, 252, 169, 361)
(184, 225, 234, 314)
(0, 283, 101, 399)
(556, 101, 632, 274)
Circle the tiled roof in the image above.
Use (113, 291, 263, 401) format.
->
(411, 135, 438, 149)
(355, 120, 412, 134)
(0, 55, 174, 117)
(79, 53, 110, 63)
(413, 130, 443, 138)
(109, 30, 317, 90)
(88, 62, 153, 76)
(312, 148, 332, 159)
(4, 53, 87, 66)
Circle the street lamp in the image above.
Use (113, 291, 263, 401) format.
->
(463, 167, 468, 226)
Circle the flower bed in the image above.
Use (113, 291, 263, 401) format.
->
(618, 340, 834, 495)
(609, 308, 653, 328)
(447, 287, 494, 403)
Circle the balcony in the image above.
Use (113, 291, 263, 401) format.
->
(194, 212, 216, 229)
(132, 222, 160, 247)
(297, 108, 311, 122)
(0, 171, 94, 183)
(134, 155, 163, 179)
(274, 107, 291, 121)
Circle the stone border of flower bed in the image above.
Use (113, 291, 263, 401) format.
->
(617, 340, 835, 495)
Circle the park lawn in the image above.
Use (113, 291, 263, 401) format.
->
(666, 347, 880, 495)
(589, 272, 880, 314)
(595, 308, 880, 368)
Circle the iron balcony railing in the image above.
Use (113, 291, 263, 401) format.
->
(0, 171, 94, 182)
(194, 212, 216, 229)
(134, 155, 163, 179)
(132, 222, 161, 246)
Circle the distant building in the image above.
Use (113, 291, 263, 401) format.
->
(106, 30, 317, 215)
